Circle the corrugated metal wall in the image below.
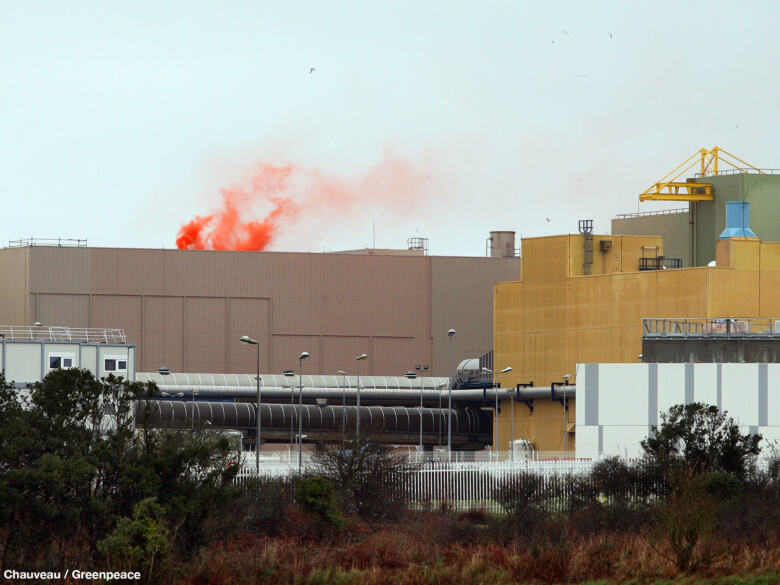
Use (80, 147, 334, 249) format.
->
(431, 256, 521, 378)
(494, 233, 780, 453)
(0, 247, 29, 324)
(11, 246, 518, 377)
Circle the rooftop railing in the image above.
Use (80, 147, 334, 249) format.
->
(694, 168, 780, 177)
(0, 326, 127, 343)
(614, 207, 688, 219)
(8, 237, 87, 248)
(643, 318, 780, 338)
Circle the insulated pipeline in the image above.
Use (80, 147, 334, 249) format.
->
(135, 400, 492, 445)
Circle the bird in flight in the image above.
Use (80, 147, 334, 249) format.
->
(309, 67, 316, 74)
(609, 32, 613, 38)
(561, 30, 569, 37)
(546, 217, 551, 222)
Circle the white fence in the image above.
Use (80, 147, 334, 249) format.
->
(234, 458, 598, 512)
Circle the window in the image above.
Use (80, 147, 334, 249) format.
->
(104, 357, 128, 372)
(49, 354, 74, 369)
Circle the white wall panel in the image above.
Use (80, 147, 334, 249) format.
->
(601, 426, 649, 458)
(693, 364, 718, 406)
(768, 364, 780, 426)
(657, 364, 686, 415)
(575, 425, 599, 459)
(599, 364, 648, 426)
(5, 344, 41, 384)
(722, 364, 758, 426)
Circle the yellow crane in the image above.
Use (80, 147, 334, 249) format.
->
(639, 147, 764, 202)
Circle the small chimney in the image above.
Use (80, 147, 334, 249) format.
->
(718, 202, 758, 239)
(489, 231, 516, 258)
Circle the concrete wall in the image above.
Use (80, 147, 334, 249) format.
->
(643, 337, 780, 363)
(575, 362, 780, 458)
(611, 211, 691, 267)
(0, 246, 520, 377)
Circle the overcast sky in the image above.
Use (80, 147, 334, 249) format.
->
(1, 1, 779, 256)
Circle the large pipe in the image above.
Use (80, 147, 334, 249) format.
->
(137, 372, 449, 390)
(516, 386, 576, 399)
(135, 400, 492, 445)
(144, 385, 520, 406)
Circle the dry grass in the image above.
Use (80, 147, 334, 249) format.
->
(178, 512, 780, 585)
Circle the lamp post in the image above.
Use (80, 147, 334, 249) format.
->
(338, 370, 347, 446)
(483, 366, 512, 460)
(406, 370, 424, 453)
(355, 353, 367, 440)
(298, 352, 309, 473)
(447, 329, 456, 461)
(191, 389, 199, 430)
(0, 333, 5, 377)
(562, 374, 571, 455)
(240, 335, 261, 468)
(283, 370, 295, 454)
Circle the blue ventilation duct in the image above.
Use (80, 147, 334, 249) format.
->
(718, 201, 757, 239)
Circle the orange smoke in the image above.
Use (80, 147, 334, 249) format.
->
(176, 153, 431, 251)
(176, 164, 300, 251)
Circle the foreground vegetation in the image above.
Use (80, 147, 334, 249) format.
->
(1, 370, 778, 584)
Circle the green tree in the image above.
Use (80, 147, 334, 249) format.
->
(0, 368, 241, 572)
(641, 402, 762, 478)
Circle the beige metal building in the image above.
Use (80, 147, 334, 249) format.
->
(0, 244, 520, 377)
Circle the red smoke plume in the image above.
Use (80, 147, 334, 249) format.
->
(176, 154, 430, 251)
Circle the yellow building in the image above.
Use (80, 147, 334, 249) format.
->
(493, 233, 780, 454)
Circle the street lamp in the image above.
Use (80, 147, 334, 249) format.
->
(160, 391, 184, 399)
(283, 370, 295, 453)
(240, 335, 262, 468)
(563, 374, 571, 454)
(355, 353, 367, 439)
(406, 370, 424, 454)
(0, 333, 5, 377)
(447, 329, 456, 461)
(298, 352, 310, 473)
(338, 370, 348, 446)
(191, 388, 199, 430)
(483, 366, 512, 460)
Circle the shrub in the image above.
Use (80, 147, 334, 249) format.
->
(240, 475, 297, 536)
(310, 438, 415, 521)
(97, 497, 171, 584)
(296, 476, 346, 530)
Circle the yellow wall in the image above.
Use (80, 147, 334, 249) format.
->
(494, 235, 780, 454)
(522, 234, 664, 283)
(495, 396, 575, 454)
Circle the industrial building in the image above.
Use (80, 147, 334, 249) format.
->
(576, 362, 780, 458)
(612, 148, 780, 267)
(0, 236, 520, 378)
(494, 151, 780, 455)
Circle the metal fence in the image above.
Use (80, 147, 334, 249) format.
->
(643, 318, 780, 338)
(234, 458, 599, 513)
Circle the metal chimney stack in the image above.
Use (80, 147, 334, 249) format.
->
(489, 231, 516, 258)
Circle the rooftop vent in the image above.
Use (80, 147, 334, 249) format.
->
(407, 237, 429, 255)
(718, 201, 757, 239)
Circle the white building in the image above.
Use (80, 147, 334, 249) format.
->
(0, 325, 136, 386)
(575, 362, 780, 459)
